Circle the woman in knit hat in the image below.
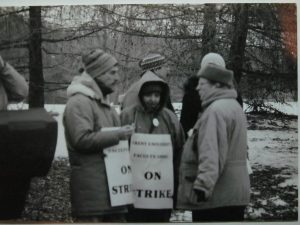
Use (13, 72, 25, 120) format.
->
(63, 49, 134, 222)
(176, 62, 250, 222)
(120, 70, 185, 222)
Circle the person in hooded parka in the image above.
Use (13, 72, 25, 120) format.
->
(120, 70, 185, 222)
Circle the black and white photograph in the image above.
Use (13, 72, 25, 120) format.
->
(0, 1, 297, 223)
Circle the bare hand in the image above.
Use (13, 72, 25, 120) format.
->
(118, 124, 135, 140)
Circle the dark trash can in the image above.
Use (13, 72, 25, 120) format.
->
(0, 108, 58, 177)
(0, 108, 57, 219)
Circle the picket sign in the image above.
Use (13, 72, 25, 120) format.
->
(130, 133, 174, 209)
(103, 127, 134, 207)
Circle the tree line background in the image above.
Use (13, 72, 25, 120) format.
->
(0, 4, 297, 112)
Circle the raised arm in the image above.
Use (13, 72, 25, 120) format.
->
(0, 56, 28, 103)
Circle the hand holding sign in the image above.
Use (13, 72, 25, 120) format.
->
(118, 124, 135, 140)
(102, 127, 134, 207)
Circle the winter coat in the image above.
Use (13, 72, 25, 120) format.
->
(121, 73, 175, 112)
(63, 72, 126, 217)
(120, 71, 185, 206)
(0, 61, 28, 110)
(176, 88, 250, 210)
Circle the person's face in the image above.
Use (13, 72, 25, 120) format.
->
(142, 92, 161, 112)
(94, 66, 120, 95)
(196, 77, 214, 100)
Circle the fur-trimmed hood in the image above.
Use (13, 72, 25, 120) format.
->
(66, 72, 110, 105)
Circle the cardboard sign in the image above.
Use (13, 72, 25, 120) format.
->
(103, 128, 133, 207)
(130, 133, 173, 209)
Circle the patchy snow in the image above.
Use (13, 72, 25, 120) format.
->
(269, 196, 288, 207)
(248, 127, 298, 187)
(244, 101, 298, 116)
(44, 104, 68, 158)
(278, 178, 298, 188)
(248, 130, 297, 168)
(173, 101, 299, 117)
(258, 199, 268, 206)
(247, 207, 267, 219)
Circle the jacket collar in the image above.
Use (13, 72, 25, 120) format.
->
(67, 72, 110, 106)
(201, 88, 237, 108)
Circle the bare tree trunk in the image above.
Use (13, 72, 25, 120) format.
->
(28, 6, 44, 108)
(228, 4, 249, 84)
(194, 4, 217, 67)
(201, 4, 217, 56)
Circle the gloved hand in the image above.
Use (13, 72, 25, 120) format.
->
(193, 189, 206, 202)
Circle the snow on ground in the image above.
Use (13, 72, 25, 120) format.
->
(173, 101, 298, 116)
(45, 104, 68, 158)
(248, 129, 298, 186)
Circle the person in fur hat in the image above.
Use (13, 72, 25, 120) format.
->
(180, 53, 243, 138)
(120, 70, 185, 222)
(121, 53, 175, 112)
(176, 62, 250, 222)
(63, 49, 134, 222)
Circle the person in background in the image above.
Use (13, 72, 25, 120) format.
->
(179, 75, 202, 138)
(0, 55, 29, 220)
(121, 53, 175, 112)
(176, 61, 250, 222)
(63, 49, 134, 222)
(180, 53, 243, 138)
(120, 70, 185, 222)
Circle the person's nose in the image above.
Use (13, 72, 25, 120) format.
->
(150, 94, 156, 102)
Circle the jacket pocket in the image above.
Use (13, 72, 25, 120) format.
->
(182, 169, 206, 205)
(181, 169, 197, 202)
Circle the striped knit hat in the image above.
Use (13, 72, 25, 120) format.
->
(82, 49, 117, 78)
(139, 53, 166, 71)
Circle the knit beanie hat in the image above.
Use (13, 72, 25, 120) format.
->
(197, 63, 234, 86)
(82, 49, 117, 78)
(140, 82, 163, 95)
(139, 53, 166, 71)
(201, 52, 226, 68)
